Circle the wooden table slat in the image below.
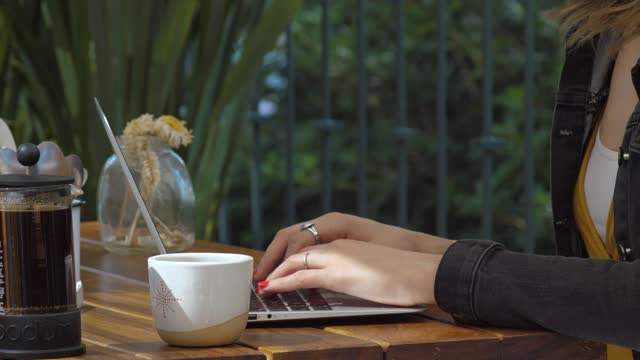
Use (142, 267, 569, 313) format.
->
(324, 316, 500, 360)
(64, 340, 135, 359)
(81, 269, 152, 319)
(81, 306, 264, 359)
(239, 327, 383, 360)
(416, 305, 606, 359)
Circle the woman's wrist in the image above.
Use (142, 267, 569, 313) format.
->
(412, 252, 443, 304)
(410, 232, 455, 254)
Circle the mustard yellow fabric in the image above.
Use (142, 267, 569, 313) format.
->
(573, 128, 632, 360)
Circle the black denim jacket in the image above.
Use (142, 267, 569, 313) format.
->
(434, 37, 640, 355)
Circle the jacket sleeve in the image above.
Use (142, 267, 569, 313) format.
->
(434, 240, 640, 350)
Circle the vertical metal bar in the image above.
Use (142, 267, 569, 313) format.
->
(396, 0, 408, 227)
(481, 0, 494, 239)
(322, 0, 331, 120)
(217, 194, 230, 244)
(286, 26, 297, 224)
(524, 0, 536, 253)
(251, 82, 265, 249)
(251, 118, 264, 249)
(356, 0, 368, 217)
(321, 0, 332, 213)
(436, 0, 448, 237)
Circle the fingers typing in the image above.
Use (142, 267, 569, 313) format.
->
(259, 269, 326, 295)
(254, 226, 296, 280)
(266, 246, 326, 281)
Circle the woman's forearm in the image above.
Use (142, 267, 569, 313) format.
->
(407, 231, 455, 254)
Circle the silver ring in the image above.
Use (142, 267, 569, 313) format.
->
(303, 252, 310, 270)
(300, 222, 320, 245)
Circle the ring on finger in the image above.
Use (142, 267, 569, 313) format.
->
(300, 222, 321, 245)
(303, 252, 311, 270)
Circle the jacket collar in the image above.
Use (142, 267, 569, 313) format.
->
(632, 58, 640, 98)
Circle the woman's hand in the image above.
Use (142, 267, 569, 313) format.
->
(254, 212, 452, 281)
(257, 240, 442, 307)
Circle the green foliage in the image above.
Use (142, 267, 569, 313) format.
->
(222, 0, 564, 252)
(0, 0, 302, 241)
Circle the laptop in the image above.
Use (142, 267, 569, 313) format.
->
(94, 98, 427, 322)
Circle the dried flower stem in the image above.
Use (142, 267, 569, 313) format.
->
(119, 136, 161, 247)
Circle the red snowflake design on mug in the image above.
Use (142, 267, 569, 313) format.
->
(154, 280, 182, 319)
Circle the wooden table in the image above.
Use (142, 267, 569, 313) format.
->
(69, 222, 605, 360)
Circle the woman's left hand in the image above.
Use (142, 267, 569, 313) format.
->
(257, 239, 442, 307)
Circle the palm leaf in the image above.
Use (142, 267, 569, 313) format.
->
(193, 0, 303, 239)
(207, 0, 302, 126)
(187, 0, 245, 165)
(146, 0, 198, 113)
(196, 0, 303, 175)
(196, 91, 250, 239)
(0, 7, 11, 107)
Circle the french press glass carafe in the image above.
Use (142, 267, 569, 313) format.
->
(0, 144, 85, 358)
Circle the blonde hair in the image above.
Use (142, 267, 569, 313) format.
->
(548, 1, 640, 52)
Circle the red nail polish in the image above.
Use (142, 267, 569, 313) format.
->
(258, 281, 269, 289)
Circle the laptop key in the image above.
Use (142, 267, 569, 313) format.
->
(281, 292, 306, 302)
(281, 291, 303, 300)
(250, 292, 266, 312)
(282, 291, 312, 311)
(311, 304, 332, 311)
(296, 289, 332, 311)
(288, 302, 311, 311)
(263, 298, 288, 311)
(306, 295, 330, 306)
(251, 303, 266, 312)
(252, 284, 288, 311)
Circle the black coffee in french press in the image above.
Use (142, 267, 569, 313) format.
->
(0, 144, 85, 358)
(1, 207, 75, 313)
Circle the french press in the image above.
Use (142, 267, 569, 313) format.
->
(0, 144, 85, 358)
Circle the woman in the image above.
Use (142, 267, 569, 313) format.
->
(254, 1, 640, 358)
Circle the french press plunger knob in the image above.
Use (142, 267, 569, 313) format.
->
(16, 143, 40, 175)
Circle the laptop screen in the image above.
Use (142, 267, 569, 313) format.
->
(94, 98, 167, 255)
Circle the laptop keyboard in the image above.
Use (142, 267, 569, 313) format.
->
(251, 285, 332, 312)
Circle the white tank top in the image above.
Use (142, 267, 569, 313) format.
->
(584, 128, 619, 243)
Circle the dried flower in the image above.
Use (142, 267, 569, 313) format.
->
(123, 114, 155, 137)
(160, 115, 185, 131)
(139, 142, 160, 201)
(156, 115, 193, 148)
(122, 114, 193, 149)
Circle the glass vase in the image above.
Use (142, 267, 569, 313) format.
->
(97, 135, 195, 254)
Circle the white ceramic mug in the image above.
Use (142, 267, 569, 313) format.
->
(147, 253, 253, 347)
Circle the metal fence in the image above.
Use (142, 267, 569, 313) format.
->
(219, 0, 539, 253)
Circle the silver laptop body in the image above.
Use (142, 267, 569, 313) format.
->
(95, 99, 427, 322)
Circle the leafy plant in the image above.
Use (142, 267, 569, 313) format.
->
(0, 0, 302, 241)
